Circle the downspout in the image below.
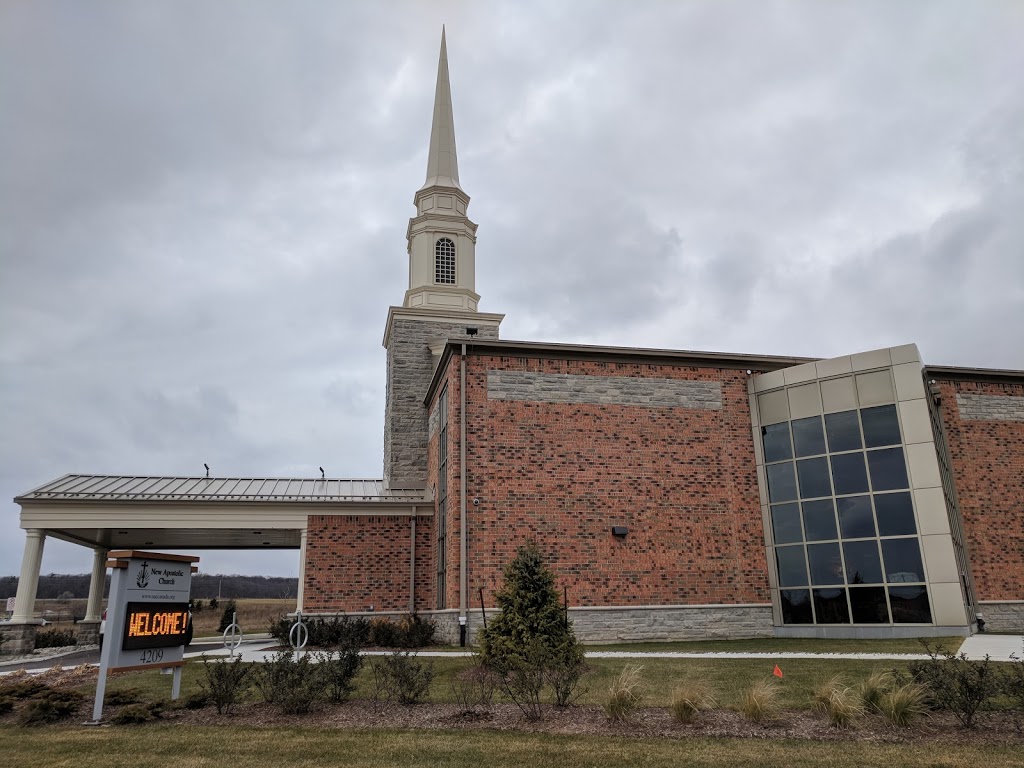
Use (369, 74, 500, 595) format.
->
(459, 343, 468, 644)
(409, 506, 416, 614)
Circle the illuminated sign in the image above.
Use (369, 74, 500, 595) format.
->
(122, 602, 190, 650)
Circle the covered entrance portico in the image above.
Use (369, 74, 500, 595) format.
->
(3, 474, 430, 653)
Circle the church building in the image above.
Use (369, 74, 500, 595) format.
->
(6, 32, 1023, 652)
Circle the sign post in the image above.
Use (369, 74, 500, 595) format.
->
(90, 550, 199, 723)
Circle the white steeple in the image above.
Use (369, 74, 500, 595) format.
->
(403, 27, 479, 312)
(421, 26, 461, 192)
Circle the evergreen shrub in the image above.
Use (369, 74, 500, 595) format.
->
(105, 688, 142, 706)
(0, 680, 49, 700)
(17, 698, 78, 727)
(217, 600, 239, 633)
(477, 542, 586, 719)
(33, 629, 76, 649)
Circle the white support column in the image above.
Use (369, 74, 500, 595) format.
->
(12, 529, 46, 623)
(296, 528, 308, 613)
(84, 547, 108, 622)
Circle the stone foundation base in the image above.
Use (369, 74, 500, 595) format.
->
(422, 604, 774, 646)
(977, 601, 1024, 633)
(76, 620, 101, 646)
(0, 622, 41, 655)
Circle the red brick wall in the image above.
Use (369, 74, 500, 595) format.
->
(425, 359, 462, 610)
(303, 514, 434, 613)
(428, 353, 770, 609)
(935, 379, 1024, 602)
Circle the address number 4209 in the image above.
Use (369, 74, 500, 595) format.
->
(139, 649, 164, 664)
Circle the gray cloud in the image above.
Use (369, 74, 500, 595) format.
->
(1, 0, 1022, 577)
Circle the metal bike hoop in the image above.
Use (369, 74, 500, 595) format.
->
(222, 611, 242, 656)
(289, 611, 308, 652)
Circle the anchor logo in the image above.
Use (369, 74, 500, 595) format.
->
(136, 560, 150, 588)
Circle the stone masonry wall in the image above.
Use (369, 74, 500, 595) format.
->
(303, 514, 434, 613)
(936, 379, 1024, 608)
(426, 353, 771, 613)
(384, 318, 498, 489)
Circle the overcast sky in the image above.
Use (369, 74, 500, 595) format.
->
(2, 0, 1022, 580)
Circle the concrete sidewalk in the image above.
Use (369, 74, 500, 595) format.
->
(957, 633, 1024, 662)
(188, 637, 1024, 664)
(5, 634, 1021, 674)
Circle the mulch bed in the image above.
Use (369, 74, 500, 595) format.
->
(146, 701, 1023, 746)
(2, 665, 1020, 746)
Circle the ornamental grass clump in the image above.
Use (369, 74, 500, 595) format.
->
(603, 664, 644, 723)
(670, 680, 715, 724)
(738, 679, 782, 723)
(857, 669, 894, 713)
(812, 676, 864, 729)
(877, 681, 929, 728)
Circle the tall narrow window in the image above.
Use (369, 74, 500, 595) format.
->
(436, 386, 449, 609)
(435, 237, 456, 284)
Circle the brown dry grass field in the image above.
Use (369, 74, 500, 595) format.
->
(188, 598, 295, 637)
(30, 598, 295, 638)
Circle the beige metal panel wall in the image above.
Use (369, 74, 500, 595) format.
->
(750, 343, 970, 632)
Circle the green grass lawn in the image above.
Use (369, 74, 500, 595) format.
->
(94, 655, 907, 710)
(2, 725, 1020, 768)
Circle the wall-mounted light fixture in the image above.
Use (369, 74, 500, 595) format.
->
(611, 526, 628, 538)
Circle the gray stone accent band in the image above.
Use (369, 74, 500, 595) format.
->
(955, 393, 1024, 421)
(487, 371, 723, 410)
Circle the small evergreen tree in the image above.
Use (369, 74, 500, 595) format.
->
(217, 599, 238, 633)
(478, 542, 585, 717)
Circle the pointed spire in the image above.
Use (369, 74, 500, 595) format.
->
(421, 26, 461, 191)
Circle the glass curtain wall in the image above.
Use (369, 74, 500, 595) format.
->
(765, 401, 933, 625)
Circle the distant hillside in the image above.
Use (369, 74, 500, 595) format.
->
(0, 573, 298, 600)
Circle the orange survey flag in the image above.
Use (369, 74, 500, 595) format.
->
(773, 664, 784, 678)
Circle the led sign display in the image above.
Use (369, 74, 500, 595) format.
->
(121, 602, 190, 650)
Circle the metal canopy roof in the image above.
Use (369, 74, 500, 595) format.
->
(16, 474, 430, 504)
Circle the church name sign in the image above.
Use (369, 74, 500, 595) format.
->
(91, 550, 199, 722)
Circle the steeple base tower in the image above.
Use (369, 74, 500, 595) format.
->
(382, 307, 501, 490)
